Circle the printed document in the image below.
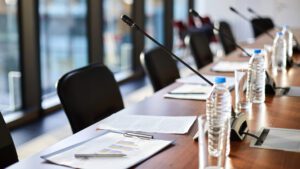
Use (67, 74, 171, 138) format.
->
(42, 132, 173, 169)
(176, 75, 235, 89)
(164, 84, 212, 100)
(96, 114, 196, 134)
(211, 61, 249, 72)
(250, 127, 300, 152)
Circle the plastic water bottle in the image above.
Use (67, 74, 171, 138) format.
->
(206, 77, 231, 157)
(272, 32, 287, 71)
(282, 26, 293, 58)
(246, 49, 266, 103)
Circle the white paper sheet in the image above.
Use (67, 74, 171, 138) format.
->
(286, 86, 300, 97)
(211, 61, 249, 72)
(242, 48, 255, 57)
(164, 84, 212, 100)
(96, 114, 196, 134)
(176, 75, 235, 90)
(43, 132, 173, 169)
(250, 127, 300, 152)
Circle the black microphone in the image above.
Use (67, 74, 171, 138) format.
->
(121, 15, 213, 86)
(247, 8, 263, 19)
(190, 9, 276, 95)
(229, 7, 274, 39)
(189, 9, 252, 57)
(121, 15, 248, 141)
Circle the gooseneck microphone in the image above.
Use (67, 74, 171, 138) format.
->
(190, 9, 276, 95)
(121, 15, 213, 86)
(121, 15, 249, 141)
(189, 9, 251, 57)
(247, 8, 263, 19)
(229, 7, 275, 39)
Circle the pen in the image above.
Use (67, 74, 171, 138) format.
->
(168, 92, 206, 95)
(124, 132, 153, 139)
(74, 153, 127, 158)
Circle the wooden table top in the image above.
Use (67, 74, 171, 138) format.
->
(9, 29, 300, 169)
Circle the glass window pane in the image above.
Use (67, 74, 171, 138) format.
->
(103, 0, 132, 74)
(39, 0, 88, 108)
(173, 0, 188, 49)
(0, 0, 21, 114)
(145, 0, 164, 50)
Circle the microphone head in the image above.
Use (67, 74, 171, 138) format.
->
(247, 7, 254, 13)
(121, 15, 135, 27)
(229, 6, 238, 14)
(189, 9, 198, 16)
(189, 9, 204, 20)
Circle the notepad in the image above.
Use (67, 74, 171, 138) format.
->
(96, 114, 196, 134)
(164, 84, 212, 100)
(250, 127, 300, 152)
(41, 132, 173, 169)
(211, 61, 249, 72)
(176, 75, 235, 90)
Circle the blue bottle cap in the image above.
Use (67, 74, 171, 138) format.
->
(277, 32, 283, 36)
(215, 76, 226, 84)
(254, 49, 262, 54)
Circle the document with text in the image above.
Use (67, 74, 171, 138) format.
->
(42, 132, 173, 169)
(96, 114, 196, 134)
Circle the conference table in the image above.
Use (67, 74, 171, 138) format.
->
(9, 29, 300, 169)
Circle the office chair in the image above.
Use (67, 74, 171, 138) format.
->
(219, 21, 236, 55)
(188, 31, 213, 69)
(0, 113, 18, 168)
(251, 17, 274, 38)
(140, 48, 180, 92)
(57, 64, 124, 133)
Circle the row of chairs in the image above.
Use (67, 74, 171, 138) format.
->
(0, 18, 273, 168)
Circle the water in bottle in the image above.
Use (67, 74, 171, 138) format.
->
(206, 77, 231, 157)
(272, 32, 287, 71)
(282, 26, 293, 58)
(246, 49, 266, 103)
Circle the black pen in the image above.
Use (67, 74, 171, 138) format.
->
(168, 92, 206, 95)
(74, 153, 126, 158)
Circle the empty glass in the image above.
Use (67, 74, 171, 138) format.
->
(198, 115, 228, 169)
(234, 69, 250, 115)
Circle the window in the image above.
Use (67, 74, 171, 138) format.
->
(103, 0, 133, 74)
(144, 0, 164, 50)
(173, 0, 188, 50)
(39, 0, 88, 108)
(0, 0, 21, 114)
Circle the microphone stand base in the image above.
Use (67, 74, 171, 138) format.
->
(230, 113, 249, 141)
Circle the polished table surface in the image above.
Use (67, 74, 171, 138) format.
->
(9, 29, 300, 169)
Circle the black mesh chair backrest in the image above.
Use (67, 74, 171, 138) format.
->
(140, 48, 180, 92)
(188, 31, 213, 69)
(251, 18, 274, 38)
(57, 64, 124, 133)
(219, 21, 236, 55)
(0, 113, 18, 168)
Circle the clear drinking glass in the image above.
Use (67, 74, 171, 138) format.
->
(264, 45, 272, 69)
(234, 69, 250, 115)
(198, 115, 228, 169)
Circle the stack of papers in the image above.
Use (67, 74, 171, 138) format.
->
(211, 61, 249, 72)
(176, 75, 235, 90)
(250, 127, 300, 152)
(42, 132, 173, 169)
(96, 114, 196, 134)
(164, 84, 212, 100)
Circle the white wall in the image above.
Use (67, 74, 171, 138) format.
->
(195, 0, 300, 42)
